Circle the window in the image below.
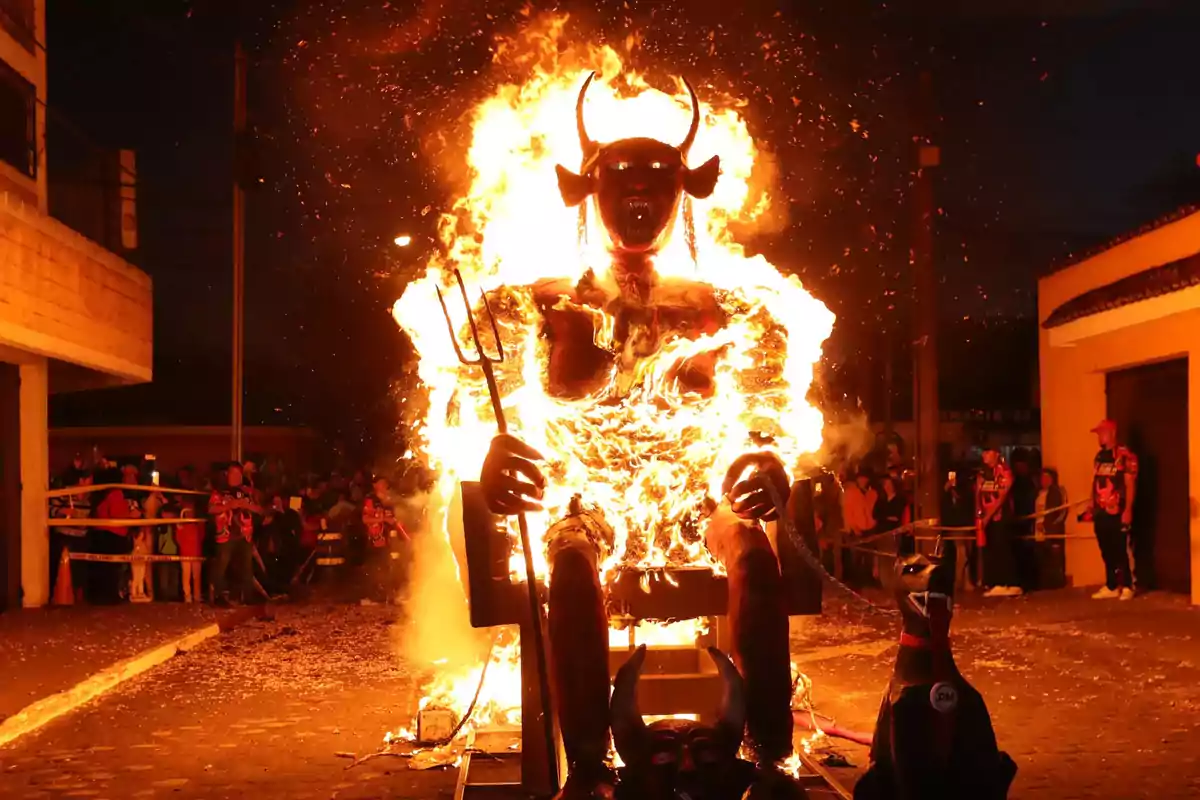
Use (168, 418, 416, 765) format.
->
(0, 0, 35, 52)
(0, 57, 34, 178)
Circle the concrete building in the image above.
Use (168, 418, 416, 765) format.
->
(1039, 207, 1200, 604)
(0, 2, 151, 610)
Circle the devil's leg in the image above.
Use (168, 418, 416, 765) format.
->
(706, 507, 793, 765)
(546, 514, 613, 780)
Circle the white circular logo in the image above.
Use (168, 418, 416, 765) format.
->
(930, 682, 958, 713)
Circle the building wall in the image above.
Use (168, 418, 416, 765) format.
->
(0, 191, 152, 384)
(0, 0, 46, 212)
(0, 1, 154, 608)
(1039, 212, 1200, 604)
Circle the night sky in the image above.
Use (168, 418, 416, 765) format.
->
(44, 0, 1200, 461)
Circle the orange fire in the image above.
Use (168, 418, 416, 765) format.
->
(389, 16, 833, 743)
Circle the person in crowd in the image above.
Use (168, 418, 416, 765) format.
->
(940, 467, 975, 592)
(121, 461, 159, 603)
(92, 468, 136, 602)
(208, 462, 262, 606)
(258, 492, 303, 595)
(175, 492, 205, 603)
(841, 467, 878, 586)
(350, 469, 368, 505)
(1010, 450, 1039, 590)
(876, 474, 913, 555)
(1083, 419, 1138, 600)
(48, 467, 94, 603)
(1034, 467, 1069, 590)
(155, 500, 181, 602)
(361, 474, 409, 601)
(812, 470, 843, 571)
(976, 446, 1022, 598)
(242, 458, 259, 493)
(326, 489, 358, 533)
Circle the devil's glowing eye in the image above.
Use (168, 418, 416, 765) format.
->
(611, 162, 630, 171)
(650, 161, 667, 170)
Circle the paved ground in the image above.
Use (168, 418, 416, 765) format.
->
(794, 587, 1200, 799)
(0, 603, 447, 800)
(2, 589, 1199, 798)
(0, 604, 219, 722)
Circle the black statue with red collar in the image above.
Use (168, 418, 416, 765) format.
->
(854, 550, 1016, 800)
(478, 73, 803, 800)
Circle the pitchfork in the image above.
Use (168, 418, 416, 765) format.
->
(436, 269, 560, 789)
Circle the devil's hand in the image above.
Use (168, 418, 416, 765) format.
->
(723, 451, 790, 522)
(480, 434, 547, 516)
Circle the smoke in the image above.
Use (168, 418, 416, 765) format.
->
(795, 409, 874, 478)
(393, 487, 486, 673)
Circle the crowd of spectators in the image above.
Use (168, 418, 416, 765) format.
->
(48, 452, 411, 607)
(818, 439, 1068, 596)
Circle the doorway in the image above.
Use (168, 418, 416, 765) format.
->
(1106, 358, 1190, 594)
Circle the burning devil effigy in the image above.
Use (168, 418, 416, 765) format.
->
(389, 18, 835, 800)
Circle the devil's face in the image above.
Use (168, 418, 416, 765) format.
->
(635, 718, 732, 798)
(556, 73, 720, 257)
(611, 645, 746, 799)
(593, 139, 686, 252)
(894, 552, 955, 637)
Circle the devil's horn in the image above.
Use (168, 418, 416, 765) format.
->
(678, 77, 701, 155)
(610, 644, 650, 765)
(706, 646, 746, 757)
(576, 71, 598, 159)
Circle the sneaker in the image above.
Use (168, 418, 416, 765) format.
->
(1003, 586, 1024, 597)
(1092, 586, 1119, 599)
(1119, 587, 1135, 601)
(983, 586, 1007, 598)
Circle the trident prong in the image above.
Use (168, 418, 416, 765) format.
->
(435, 268, 508, 431)
(435, 268, 506, 365)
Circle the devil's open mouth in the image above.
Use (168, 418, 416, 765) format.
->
(621, 197, 656, 241)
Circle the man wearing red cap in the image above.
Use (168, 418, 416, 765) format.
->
(1086, 419, 1138, 600)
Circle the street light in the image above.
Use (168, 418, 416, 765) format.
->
(393, 234, 412, 247)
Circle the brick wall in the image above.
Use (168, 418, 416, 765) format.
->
(0, 190, 151, 383)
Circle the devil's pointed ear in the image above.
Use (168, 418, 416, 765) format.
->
(683, 155, 720, 199)
(555, 165, 594, 208)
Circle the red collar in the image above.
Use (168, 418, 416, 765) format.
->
(900, 631, 950, 650)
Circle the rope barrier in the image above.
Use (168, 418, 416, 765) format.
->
(837, 497, 1091, 553)
(48, 518, 206, 528)
(46, 483, 209, 499)
(68, 553, 206, 563)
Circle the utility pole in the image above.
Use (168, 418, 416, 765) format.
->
(231, 40, 247, 463)
(912, 69, 940, 521)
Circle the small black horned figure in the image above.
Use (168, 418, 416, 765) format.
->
(854, 545, 1016, 800)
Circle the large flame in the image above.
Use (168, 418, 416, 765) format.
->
(390, 18, 833, 742)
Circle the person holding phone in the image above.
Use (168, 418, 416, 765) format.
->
(976, 446, 1022, 597)
(208, 462, 263, 606)
(1083, 420, 1138, 600)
